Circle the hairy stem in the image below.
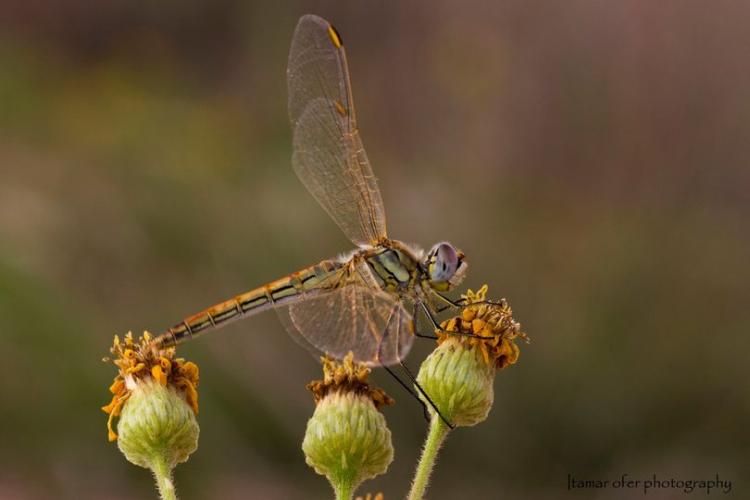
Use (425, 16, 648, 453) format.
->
(332, 475, 355, 500)
(150, 455, 178, 500)
(408, 415, 450, 500)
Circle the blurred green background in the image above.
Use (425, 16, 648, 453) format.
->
(1, 1, 748, 498)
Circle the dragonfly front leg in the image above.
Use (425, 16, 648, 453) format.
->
(434, 291, 508, 310)
(432, 291, 464, 312)
(417, 301, 495, 340)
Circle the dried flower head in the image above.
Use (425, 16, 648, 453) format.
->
(417, 285, 527, 427)
(437, 284, 528, 370)
(102, 331, 199, 442)
(306, 352, 394, 409)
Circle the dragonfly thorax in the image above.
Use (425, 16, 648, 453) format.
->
(363, 241, 422, 292)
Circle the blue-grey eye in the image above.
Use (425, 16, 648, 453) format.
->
(428, 242, 459, 282)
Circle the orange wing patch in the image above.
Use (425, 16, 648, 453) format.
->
(327, 25, 342, 48)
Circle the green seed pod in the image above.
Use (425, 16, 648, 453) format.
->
(117, 378, 199, 470)
(417, 336, 496, 427)
(303, 390, 393, 498)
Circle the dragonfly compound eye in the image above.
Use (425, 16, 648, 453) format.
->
(428, 242, 459, 283)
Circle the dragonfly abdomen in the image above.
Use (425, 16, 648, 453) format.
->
(152, 259, 341, 348)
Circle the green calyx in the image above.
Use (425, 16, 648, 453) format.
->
(117, 378, 199, 471)
(302, 390, 393, 498)
(417, 337, 495, 427)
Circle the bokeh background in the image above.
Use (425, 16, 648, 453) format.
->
(1, 1, 748, 498)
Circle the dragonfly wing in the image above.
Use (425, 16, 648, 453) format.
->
(287, 14, 387, 247)
(276, 282, 414, 367)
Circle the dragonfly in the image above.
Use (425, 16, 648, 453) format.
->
(151, 15, 470, 372)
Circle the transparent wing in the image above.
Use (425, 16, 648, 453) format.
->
(287, 14, 387, 247)
(276, 281, 414, 367)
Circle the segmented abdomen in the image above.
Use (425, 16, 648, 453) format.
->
(152, 259, 342, 348)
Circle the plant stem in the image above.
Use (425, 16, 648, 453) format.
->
(408, 415, 451, 500)
(150, 455, 178, 500)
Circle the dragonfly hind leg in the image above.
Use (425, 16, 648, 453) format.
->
(376, 319, 454, 429)
(381, 362, 454, 430)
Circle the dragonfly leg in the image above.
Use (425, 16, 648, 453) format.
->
(382, 364, 421, 403)
(376, 316, 419, 402)
(414, 332, 439, 340)
(435, 292, 507, 310)
(376, 319, 453, 428)
(399, 360, 453, 429)
(433, 292, 464, 312)
(411, 301, 438, 340)
(378, 336, 430, 415)
(419, 301, 443, 330)
(418, 302, 495, 340)
(382, 361, 454, 429)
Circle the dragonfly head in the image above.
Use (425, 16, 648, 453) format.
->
(425, 242, 467, 291)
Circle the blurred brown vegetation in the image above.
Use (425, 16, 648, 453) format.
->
(1, 1, 748, 498)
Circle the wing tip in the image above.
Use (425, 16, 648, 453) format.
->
(296, 14, 343, 48)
